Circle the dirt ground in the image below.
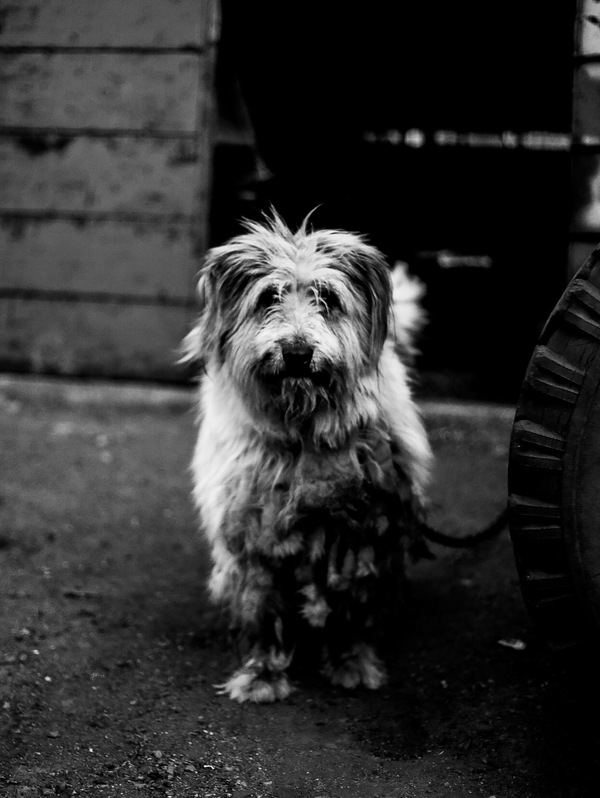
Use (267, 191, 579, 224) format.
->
(1, 375, 599, 798)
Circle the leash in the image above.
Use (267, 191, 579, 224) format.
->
(420, 506, 509, 549)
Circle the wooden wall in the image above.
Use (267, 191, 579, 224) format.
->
(572, 0, 600, 277)
(0, 0, 218, 379)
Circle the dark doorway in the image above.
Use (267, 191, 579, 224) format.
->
(211, 2, 577, 402)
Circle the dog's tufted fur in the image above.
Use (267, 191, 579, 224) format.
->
(182, 212, 432, 702)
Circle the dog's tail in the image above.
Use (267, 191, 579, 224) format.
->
(390, 261, 427, 362)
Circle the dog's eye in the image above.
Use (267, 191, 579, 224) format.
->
(256, 287, 280, 312)
(317, 287, 342, 314)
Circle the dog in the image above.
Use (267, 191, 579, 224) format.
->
(182, 211, 432, 702)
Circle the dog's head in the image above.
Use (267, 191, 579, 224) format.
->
(183, 211, 393, 426)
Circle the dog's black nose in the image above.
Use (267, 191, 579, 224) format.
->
(281, 344, 314, 375)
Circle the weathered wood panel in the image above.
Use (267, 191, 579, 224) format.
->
(0, 0, 218, 49)
(0, 136, 201, 214)
(0, 0, 218, 381)
(578, 0, 600, 56)
(569, 241, 597, 280)
(573, 63, 600, 139)
(0, 53, 203, 132)
(0, 218, 200, 299)
(0, 298, 194, 379)
(571, 151, 600, 233)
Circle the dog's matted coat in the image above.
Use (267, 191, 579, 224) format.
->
(183, 212, 432, 702)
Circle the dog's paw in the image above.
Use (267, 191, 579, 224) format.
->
(323, 643, 388, 691)
(215, 660, 294, 703)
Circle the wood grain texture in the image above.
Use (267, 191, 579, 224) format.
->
(0, 0, 219, 48)
(0, 217, 200, 299)
(570, 150, 600, 234)
(0, 136, 202, 215)
(569, 241, 597, 280)
(0, 52, 204, 132)
(0, 297, 194, 379)
(573, 63, 600, 139)
(0, 0, 218, 379)
(577, 0, 600, 57)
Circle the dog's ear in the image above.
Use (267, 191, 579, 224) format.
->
(179, 248, 223, 366)
(311, 230, 393, 367)
(346, 242, 393, 366)
(182, 239, 266, 365)
(365, 248, 393, 363)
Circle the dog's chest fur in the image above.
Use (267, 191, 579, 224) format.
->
(209, 425, 417, 631)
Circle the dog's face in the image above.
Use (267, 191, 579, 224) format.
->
(184, 214, 392, 427)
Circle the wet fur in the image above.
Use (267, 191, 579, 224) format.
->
(183, 212, 432, 702)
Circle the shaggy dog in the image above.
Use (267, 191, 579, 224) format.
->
(182, 212, 432, 702)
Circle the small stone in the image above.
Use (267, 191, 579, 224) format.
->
(497, 637, 526, 651)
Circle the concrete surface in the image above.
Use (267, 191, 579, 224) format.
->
(0, 375, 598, 798)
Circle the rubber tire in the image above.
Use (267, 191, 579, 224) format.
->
(509, 243, 600, 650)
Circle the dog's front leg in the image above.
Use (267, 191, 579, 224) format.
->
(320, 584, 388, 692)
(217, 644, 294, 703)
(322, 638, 388, 691)
(216, 560, 295, 703)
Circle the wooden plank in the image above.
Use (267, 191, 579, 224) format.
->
(0, 136, 202, 215)
(0, 0, 219, 49)
(578, 0, 600, 57)
(0, 52, 204, 132)
(571, 151, 600, 233)
(569, 241, 597, 281)
(0, 298, 195, 379)
(0, 218, 201, 300)
(573, 63, 600, 140)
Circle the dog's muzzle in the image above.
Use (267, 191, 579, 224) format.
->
(258, 343, 333, 389)
(257, 342, 334, 393)
(281, 342, 314, 378)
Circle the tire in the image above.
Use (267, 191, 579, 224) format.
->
(508, 243, 600, 650)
